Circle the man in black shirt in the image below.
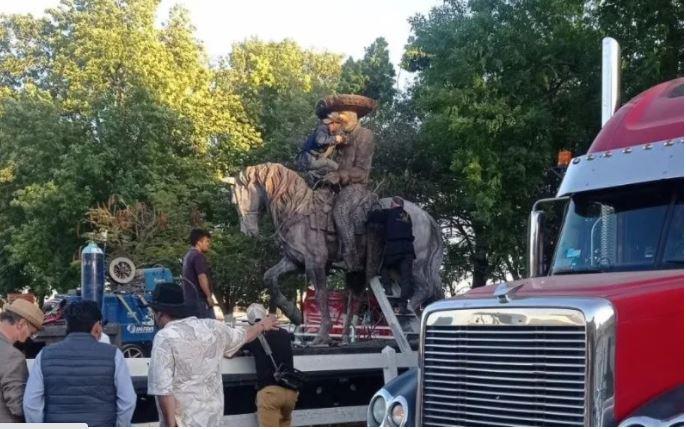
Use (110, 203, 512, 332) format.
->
(367, 196, 416, 313)
(182, 228, 216, 319)
(244, 304, 298, 427)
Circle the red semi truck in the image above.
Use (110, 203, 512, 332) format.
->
(367, 39, 684, 426)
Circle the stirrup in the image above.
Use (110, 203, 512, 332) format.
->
(331, 261, 347, 270)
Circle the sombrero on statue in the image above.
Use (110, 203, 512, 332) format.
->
(315, 94, 378, 119)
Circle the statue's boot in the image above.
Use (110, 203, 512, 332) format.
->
(331, 260, 347, 270)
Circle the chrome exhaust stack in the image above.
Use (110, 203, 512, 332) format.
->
(601, 37, 621, 127)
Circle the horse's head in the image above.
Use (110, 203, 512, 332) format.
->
(225, 169, 264, 237)
(226, 163, 309, 238)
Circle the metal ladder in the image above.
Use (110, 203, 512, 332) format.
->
(368, 276, 420, 354)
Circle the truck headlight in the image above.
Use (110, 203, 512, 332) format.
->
(390, 402, 406, 426)
(371, 395, 386, 425)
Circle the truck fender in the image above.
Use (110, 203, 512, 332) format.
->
(619, 385, 684, 426)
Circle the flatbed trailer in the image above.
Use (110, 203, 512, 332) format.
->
(26, 340, 418, 426)
(22, 277, 418, 425)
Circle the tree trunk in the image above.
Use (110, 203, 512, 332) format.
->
(471, 230, 489, 288)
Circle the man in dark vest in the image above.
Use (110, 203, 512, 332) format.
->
(23, 300, 136, 426)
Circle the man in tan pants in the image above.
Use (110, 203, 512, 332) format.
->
(244, 304, 299, 426)
(256, 384, 299, 426)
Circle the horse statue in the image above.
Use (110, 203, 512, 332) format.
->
(229, 163, 443, 345)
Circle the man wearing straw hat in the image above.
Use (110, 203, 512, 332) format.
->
(323, 104, 377, 272)
(0, 299, 43, 423)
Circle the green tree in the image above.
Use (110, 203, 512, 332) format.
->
(338, 37, 397, 106)
(595, 0, 684, 100)
(0, 0, 258, 303)
(404, 0, 682, 288)
(404, 0, 602, 287)
(216, 39, 342, 165)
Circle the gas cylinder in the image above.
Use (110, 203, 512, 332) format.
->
(81, 241, 105, 309)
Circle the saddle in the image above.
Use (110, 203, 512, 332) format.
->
(309, 188, 337, 234)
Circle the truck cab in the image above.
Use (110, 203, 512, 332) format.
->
(367, 76, 683, 426)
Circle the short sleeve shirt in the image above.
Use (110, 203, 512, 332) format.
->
(147, 317, 246, 427)
(182, 248, 211, 304)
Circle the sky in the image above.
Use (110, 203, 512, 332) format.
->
(0, 0, 441, 85)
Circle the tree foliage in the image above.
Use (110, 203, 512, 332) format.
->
(0, 0, 257, 302)
(595, 0, 683, 99)
(338, 37, 397, 106)
(217, 39, 342, 165)
(0, 0, 681, 305)
(402, 0, 682, 287)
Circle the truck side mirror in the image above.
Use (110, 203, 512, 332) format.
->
(528, 210, 545, 278)
(528, 196, 570, 278)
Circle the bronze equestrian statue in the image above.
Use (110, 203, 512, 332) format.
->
(228, 94, 444, 345)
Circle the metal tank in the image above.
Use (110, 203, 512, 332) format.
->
(81, 241, 105, 309)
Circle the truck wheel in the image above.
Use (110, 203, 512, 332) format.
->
(121, 344, 146, 358)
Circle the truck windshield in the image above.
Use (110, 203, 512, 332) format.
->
(551, 179, 683, 275)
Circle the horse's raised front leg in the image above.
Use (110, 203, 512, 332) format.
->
(264, 257, 302, 325)
(308, 262, 331, 345)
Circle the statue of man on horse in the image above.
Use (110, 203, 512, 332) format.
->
(313, 95, 378, 273)
(228, 94, 444, 345)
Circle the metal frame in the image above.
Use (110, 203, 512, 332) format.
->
(36, 350, 417, 379)
(557, 138, 684, 198)
(294, 324, 394, 341)
(369, 276, 416, 354)
(416, 296, 617, 426)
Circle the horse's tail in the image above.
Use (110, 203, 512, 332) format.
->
(425, 214, 445, 303)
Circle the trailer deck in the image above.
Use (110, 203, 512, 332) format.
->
(25, 339, 417, 426)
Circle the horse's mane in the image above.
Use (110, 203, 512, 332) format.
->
(238, 163, 313, 225)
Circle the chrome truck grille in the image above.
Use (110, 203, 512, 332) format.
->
(420, 307, 592, 427)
